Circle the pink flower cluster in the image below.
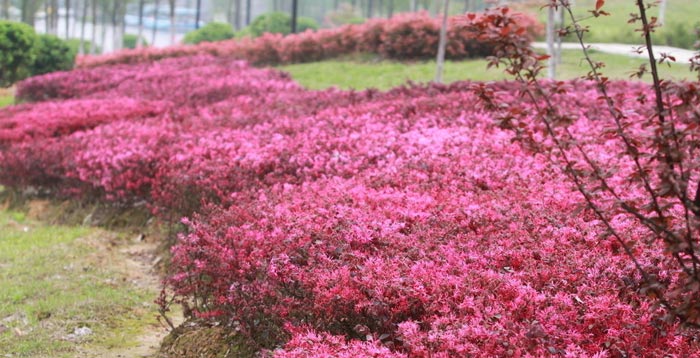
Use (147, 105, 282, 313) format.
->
(2, 55, 699, 356)
(73, 11, 542, 69)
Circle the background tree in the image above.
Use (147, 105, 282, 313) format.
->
(21, 0, 37, 26)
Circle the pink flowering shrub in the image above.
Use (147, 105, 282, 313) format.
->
(1, 51, 699, 356)
(71, 10, 542, 69)
(0, 98, 169, 145)
(16, 56, 296, 103)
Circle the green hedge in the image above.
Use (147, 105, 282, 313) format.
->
(123, 34, 149, 49)
(0, 20, 36, 87)
(183, 22, 236, 44)
(248, 12, 319, 37)
(30, 34, 76, 76)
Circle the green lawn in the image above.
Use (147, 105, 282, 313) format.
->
(522, 0, 698, 49)
(279, 50, 696, 91)
(0, 95, 13, 108)
(0, 210, 158, 357)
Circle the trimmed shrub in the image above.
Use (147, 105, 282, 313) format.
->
(123, 33, 149, 49)
(248, 12, 319, 37)
(0, 20, 36, 87)
(297, 17, 320, 33)
(183, 22, 236, 44)
(30, 34, 76, 76)
(76, 11, 542, 69)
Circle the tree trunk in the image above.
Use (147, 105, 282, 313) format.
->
(245, 0, 251, 26)
(195, 0, 201, 29)
(100, 1, 108, 53)
(387, 0, 394, 18)
(1, 0, 9, 19)
(64, 0, 70, 39)
(410, 0, 417, 12)
(234, 0, 241, 30)
(435, 0, 449, 83)
(152, 0, 160, 45)
(658, 0, 667, 25)
(463, 0, 471, 12)
(367, 0, 373, 18)
(226, 0, 232, 27)
(112, 0, 124, 52)
(291, 0, 298, 33)
(79, 0, 88, 54)
(555, 5, 562, 65)
(137, 0, 145, 47)
(21, 0, 36, 26)
(44, 0, 50, 33)
(546, 4, 556, 79)
(90, 0, 97, 54)
(72, 0, 80, 37)
(53, 0, 59, 33)
(168, 0, 175, 45)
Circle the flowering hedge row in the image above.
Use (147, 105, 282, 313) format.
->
(72, 11, 542, 69)
(4, 52, 700, 356)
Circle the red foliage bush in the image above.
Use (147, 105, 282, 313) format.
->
(2, 22, 699, 357)
(72, 11, 542, 69)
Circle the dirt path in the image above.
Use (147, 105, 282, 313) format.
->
(1, 199, 182, 358)
(76, 233, 183, 358)
(81, 239, 176, 358)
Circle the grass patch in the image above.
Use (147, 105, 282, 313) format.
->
(559, 48, 696, 81)
(0, 95, 13, 108)
(519, 0, 699, 49)
(279, 50, 696, 91)
(0, 210, 158, 357)
(279, 56, 507, 90)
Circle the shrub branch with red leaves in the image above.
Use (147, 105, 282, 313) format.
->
(476, 1, 700, 328)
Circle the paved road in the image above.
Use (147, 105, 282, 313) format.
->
(533, 42, 698, 64)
